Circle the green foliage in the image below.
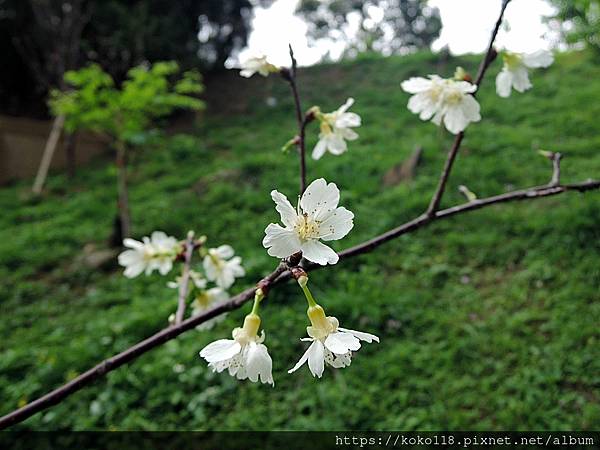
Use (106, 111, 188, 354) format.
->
(1, 50, 600, 430)
(49, 61, 204, 144)
(549, 0, 600, 54)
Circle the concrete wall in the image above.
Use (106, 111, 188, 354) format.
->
(0, 115, 109, 184)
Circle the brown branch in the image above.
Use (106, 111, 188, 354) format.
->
(1, 174, 598, 430)
(337, 178, 600, 261)
(426, 0, 511, 217)
(174, 232, 196, 325)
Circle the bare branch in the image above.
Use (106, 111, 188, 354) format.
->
(285, 45, 308, 195)
(550, 152, 562, 187)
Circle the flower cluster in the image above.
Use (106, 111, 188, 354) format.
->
(401, 75, 481, 134)
(118, 232, 245, 330)
(199, 276, 379, 385)
(401, 49, 552, 133)
(118, 231, 181, 278)
(129, 41, 555, 388)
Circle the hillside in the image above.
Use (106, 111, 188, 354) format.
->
(1, 50, 599, 430)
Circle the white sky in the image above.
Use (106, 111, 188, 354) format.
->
(237, 0, 557, 67)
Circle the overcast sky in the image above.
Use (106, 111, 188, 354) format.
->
(237, 0, 557, 67)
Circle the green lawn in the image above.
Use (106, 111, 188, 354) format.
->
(1, 50, 599, 430)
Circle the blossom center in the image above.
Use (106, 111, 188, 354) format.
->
(443, 83, 464, 105)
(320, 117, 334, 136)
(428, 83, 444, 102)
(209, 252, 225, 269)
(503, 52, 523, 70)
(194, 292, 211, 308)
(294, 213, 320, 241)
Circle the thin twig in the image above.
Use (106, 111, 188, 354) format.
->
(550, 152, 562, 186)
(1, 174, 598, 429)
(426, 0, 511, 217)
(174, 232, 196, 325)
(286, 44, 307, 194)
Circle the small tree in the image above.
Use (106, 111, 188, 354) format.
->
(49, 61, 204, 243)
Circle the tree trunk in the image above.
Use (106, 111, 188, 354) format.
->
(113, 141, 131, 245)
(32, 115, 65, 194)
(65, 132, 77, 178)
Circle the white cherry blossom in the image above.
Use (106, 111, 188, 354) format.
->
(313, 98, 361, 160)
(192, 287, 229, 331)
(199, 313, 274, 385)
(203, 245, 245, 289)
(288, 304, 379, 378)
(401, 75, 481, 134)
(239, 55, 279, 78)
(118, 231, 180, 278)
(496, 50, 553, 98)
(262, 178, 354, 265)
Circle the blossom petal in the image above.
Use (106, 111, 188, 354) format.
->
(300, 178, 340, 221)
(271, 190, 298, 228)
(336, 97, 354, 114)
(338, 327, 380, 343)
(327, 134, 348, 155)
(150, 231, 168, 243)
(340, 127, 359, 141)
(307, 340, 325, 378)
(227, 256, 245, 277)
(401, 77, 432, 94)
(215, 245, 234, 259)
(262, 223, 302, 258)
(325, 331, 361, 354)
(123, 238, 144, 250)
(496, 69, 513, 97)
(157, 259, 173, 276)
(246, 343, 274, 385)
(118, 249, 142, 266)
(523, 50, 553, 68)
(455, 80, 477, 94)
(288, 340, 314, 374)
(123, 261, 145, 278)
(335, 112, 361, 128)
(318, 207, 354, 241)
(511, 67, 532, 93)
(300, 240, 339, 265)
(199, 339, 241, 363)
(312, 138, 328, 160)
(443, 106, 467, 135)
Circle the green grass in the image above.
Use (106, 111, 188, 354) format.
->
(1, 50, 600, 431)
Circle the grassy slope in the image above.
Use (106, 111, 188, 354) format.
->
(1, 51, 599, 431)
